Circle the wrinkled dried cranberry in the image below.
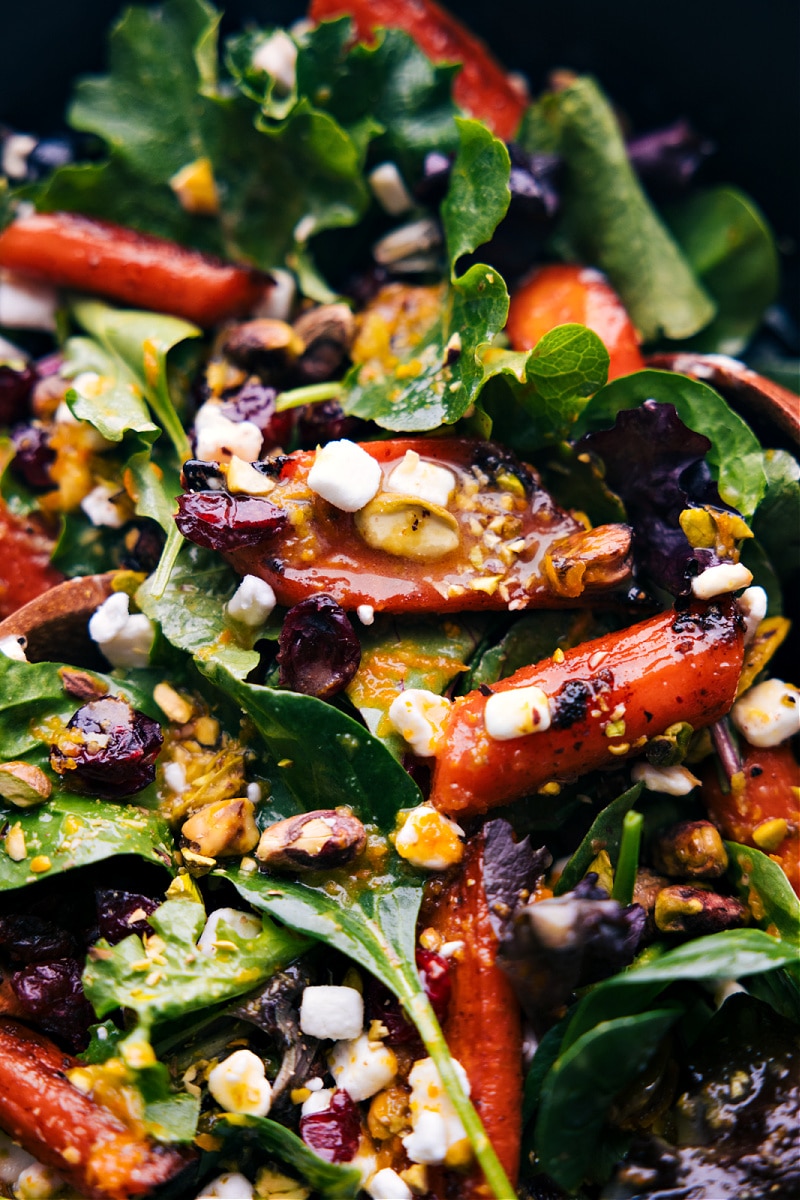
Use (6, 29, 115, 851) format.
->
(96, 889, 159, 945)
(175, 491, 288, 552)
(0, 363, 37, 425)
(10, 958, 95, 1051)
(119, 521, 165, 574)
(181, 459, 226, 492)
(296, 400, 370, 449)
(221, 381, 294, 451)
(300, 1090, 360, 1162)
(277, 595, 361, 699)
(50, 696, 163, 798)
(0, 914, 77, 963)
(10, 423, 56, 490)
(416, 949, 451, 1025)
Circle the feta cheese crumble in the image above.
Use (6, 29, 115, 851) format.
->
(80, 482, 127, 529)
(207, 1049, 272, 1117)
(484, 684, 551, 740)
(88, 593, 154, 669)
(226, 575, 277, 626)
(197, 908, 262, 953)
(385, 449, 457, 508)
(738, 585, 768, 644)
(691, 561, 753, 599)
(299, 985, 364, 1041)
(0, 635, 27, 662)
(307, 439, 382, 512)
(631, 762, 701, 795)
(328, 1032, 397, 1102)
(194, 401, 263, 464)
(195, 1173, 254, 1199)
(402, 1057, 470, 1167)
(387, 689, 452, 757)
(731, 678, 800, 747)
(368, 1168, 413, 1200)
(395, 804, 465, 871)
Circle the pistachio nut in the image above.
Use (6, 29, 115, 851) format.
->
(180, 798, 259, 859)
(256, 808, 366, 871)
(355, 494, 460, 561)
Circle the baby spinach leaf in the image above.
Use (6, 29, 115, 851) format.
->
(84, 897, 307, 1030)
(215, 1113, 361, 1199)
(666, 186, 779, 355)
(50, 513, 122, 577)
(725, 841, 800, 945)
(202, 662, 422, 829)
(751, 448, 800, 584)
(534, 1007, 681, 1192)
(464, 610, 600, 691)
(347, 614, 487, 756)
(532, 77, 714, 342)
(554, 783, 643, 895)
(745, 966, 800, 1024)
(63, 334, 159, 445)
(480, 323, 609, 446)
(0, 795, 173, 891)
(137, 543, 264, 682)
(578, 369, 767, 518)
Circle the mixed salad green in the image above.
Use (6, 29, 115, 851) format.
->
(0, 2, 798, 1199)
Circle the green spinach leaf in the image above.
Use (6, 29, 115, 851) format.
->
(215, 1113, 361, 1199)
(725, 841, 800, 945)
(554, 783, 643, 895)
(751, 448, 800, 584)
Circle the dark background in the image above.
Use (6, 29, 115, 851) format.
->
(1, 0, 798, 277)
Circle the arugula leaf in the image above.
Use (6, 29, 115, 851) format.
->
(578, 369, 767, 518)
(215, 1114, 361, 1199)
(346, 614, 486, 756)
(725, 841, 800, 945)
(84, 896, 306, 1030)
(137, 543, 265, 681)
(530, 77, 715, 341)
(554, 783, 643, 896)
(0, 795, 173, 891)
(480, 323, 610, 446)
(666, 186, 779, 355)
(63, 335, 158, 444)
(534, 1007, 680, 1192)
(342, 119, 510, 432)
(202, 662, 422, 828)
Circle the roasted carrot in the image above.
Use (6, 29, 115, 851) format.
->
(201, 437, 633, 613)
(430, 600, 744, 818)
(0, 1018, 195, 1200)
(309, 0, 527, 140)
(702, 740, 800, 896)
(424, 829, 523, 1196)
(0, 212, 270, 327)
(507, 264, 645, 381)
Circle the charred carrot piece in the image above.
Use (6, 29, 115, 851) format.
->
(309, 0, 526, 140)
(0, 212, 269, 327)
(430, 600, 744, 818)
(424, 830, 523, 1196)
(702, 741, 800, 895)
(0, 1019, 195, 1200)
(507, 264, 645, 381)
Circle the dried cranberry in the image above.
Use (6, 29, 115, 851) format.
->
(296, 400, 369, 449)
(50, 696, 163, 798)
(10, 424, 56, 490)
(175, 491, 288, 552)
(221, 381, 295, 451)
(416, 949, 451, 1024)
(96, 890, 159, 944)
(300, 1090, 361, 1163)
(0, 914, 77, 963)
(277, 595, 361, 698)
(10, 958, 95, 1051)
(119, 521, 165, 573)
(0, 363, 37, 425)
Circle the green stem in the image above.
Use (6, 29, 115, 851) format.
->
(399, 978, 516, 1200)
(275, 381, 343, 412)
(612, 810, 643, 906)
(150, 377, 192, 463)
(148, 524, 184, 599)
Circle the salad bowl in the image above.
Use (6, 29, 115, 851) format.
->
(0, 3, 798, 1200)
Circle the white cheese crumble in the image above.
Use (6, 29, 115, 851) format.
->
(195, 1173, 255, 1199)
(395, 804, 465, 871)
(0, 1132, 37, 1186)
(368, 163, 414, 216)
(198, 908, 262, 953)
(163, 762, 187, 795)
(307, 439, 382, 512)
(385, 449, 456, 508)
(484, 685, 551, 740)
(253, 268, 296, 322)
(207, 1049, 272, 1117)
(299, 985, 364, 1041)
(630, 762, 702, 795)
(194, 401, 263, 464)
(328, 1032, 397, 1102)
(0, 270, 57, 332)
(1, 133, 37, 180)
(357, 604, 375, 626)
(80, 482, 126, 529)
(731, 678, 800, 747)
(738, 585, 768, 644)
(387, 689, 451, 758)
(402, 1057, 470, 1166)
(691, 561, 753, 599)
(368, 1168, 413, 1200)
(300, 1088, 333, 1117)
(251, 30, 298, 93)
(226, 575, 277, 626)
(0, 635, 27, 662)
(88, 593, 155, 669)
